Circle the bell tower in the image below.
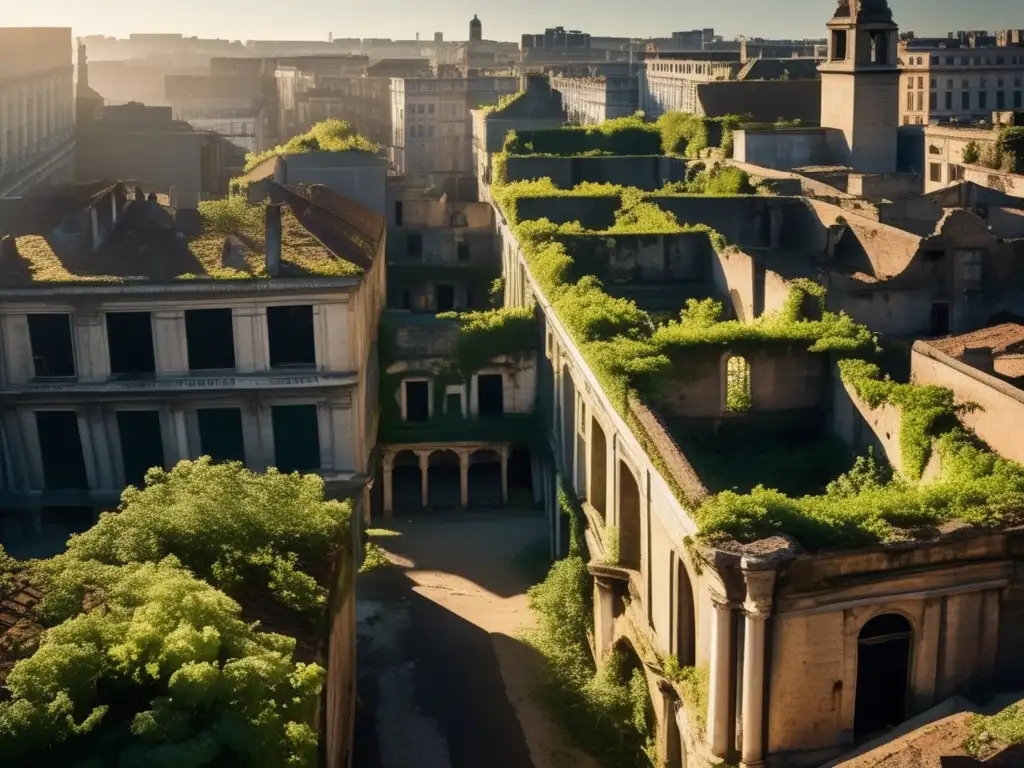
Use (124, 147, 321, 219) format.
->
(819, 0, 900, 173)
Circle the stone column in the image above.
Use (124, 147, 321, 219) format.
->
(240, 401, 263, 471)
(172, 409, 190, 462)
(382, 452, 394, 519)
(593, 577, 617, 665)
(707, 590, 735, 759)
(152, 310, 188, 375)
(500, 445, 509, 506)
(459, 451, 469, 508)
(739, 564, 777, 768)
(0, 89, 8, 163)
(77, 411, 99, 490)
(74, 312, 110, 383)
(417, 450, 430, 507)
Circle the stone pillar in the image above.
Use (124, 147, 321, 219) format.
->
(459, 451, 469, 508)
(707, 589, 735, 759)
(152, 310, 188, 375)
(593, 577, 617, 665)
(739, 564, 777, 768)
(232, 306, 267, 373)
(500, 445, 509, 506)
(73, 313, 110, 382)
(256, 404, 275, 470)
(417, 450, 430, 507)
(382, 452, 394, 519)
(240, 402, 263, 471)
(172, 409, 190, 462)
(77, 411, 99, 490)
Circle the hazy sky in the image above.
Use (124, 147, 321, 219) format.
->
(7, 0, 1024, 43)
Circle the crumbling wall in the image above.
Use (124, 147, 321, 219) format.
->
(504, 155, 687, 190)
(733, 128, 833, 171)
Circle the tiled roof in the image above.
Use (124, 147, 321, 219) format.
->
(280, 183, 385, 271)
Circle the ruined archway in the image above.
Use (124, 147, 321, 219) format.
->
(507, 446, 534, 507)
(589, 416, 608, 522)
(467, 449, 502, 507)
(391, 450, 422, 510)
(618, 460, 642, 570)
(427, 450, 460, 508)
(560, 365, 577, 486)
(854, 613, 913, 739)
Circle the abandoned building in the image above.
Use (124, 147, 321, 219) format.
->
(0, 178, 385, 555)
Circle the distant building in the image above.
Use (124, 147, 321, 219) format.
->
(550, 74, 638, 126)
(899, 38, 1024, 125)
(921, 117, 1024, 195)
(0, 28, 76, 197)
(165, 74, 269, 155)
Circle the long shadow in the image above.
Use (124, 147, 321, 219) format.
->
(368, 512, 548, 599)
(353, 542, 551, 768)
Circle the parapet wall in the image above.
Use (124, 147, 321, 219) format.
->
(504, 155, 687, 190)
(558, 231, 717, 284)
(733, 128, 835, 171)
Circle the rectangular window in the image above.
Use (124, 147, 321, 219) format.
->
(979, 91, 988, 109)
(945, 91, 952, 110)
(404, 380, 429, 422)
(962, 91, 971, 110)
(478, 374, 504, 417)
(117, 410, 165, 488)
(949, 164, 965, 182)
(271, 404, 321, 473)
(929, 91, 937, 110)
(28, 313, 75, 378)
(394, 200, 403, 226)
(1015, 91, 1022, 109)
(457, 241, 470, 262)
(906, 92, 914, 111)
(831, 30, 847, 60)
(930, 302, 951, 336)
(960, 249, 984, 289)
(186, 308, 235, 370)
(36, 411, 88, 489)
(916, 92, 923, 111)
(106, 312, 155, 375)
(445, 392, 462, 417)
(917, 77, 923, 89)
(267, 305, 315, 368)
(996, 91, 1005, 109)
(197, 407, 246, 464)
(929, 163, 942, 182)
(407, 233, 422, 259)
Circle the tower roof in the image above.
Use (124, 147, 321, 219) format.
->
(832, 0, 893, 23)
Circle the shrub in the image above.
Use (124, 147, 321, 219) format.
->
(242, 119, 380, 173)
(434, 307, 536, 376)
(964, 699, 1024, 758)
(962, 140, 981, 165)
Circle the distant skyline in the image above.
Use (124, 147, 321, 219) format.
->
(6, 0, 1024, 44)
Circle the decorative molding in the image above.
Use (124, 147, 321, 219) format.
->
(3, 372, 358, 395)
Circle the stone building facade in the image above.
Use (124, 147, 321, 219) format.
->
(0, 181, 385, 555)
(549, 75, 638, 126)
(0, 28, 76, 197)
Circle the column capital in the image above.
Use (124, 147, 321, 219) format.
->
(741, 564, 777, 618)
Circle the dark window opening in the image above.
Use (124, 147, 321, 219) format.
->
(996, 91, 1006, 109)
(445, 391, 462, 417)
(395, 200, 403, 226)
(831, 30, 847, 61)
(944, 91, 952, 110)
(478, 374, 504, 416)
(405, 381, 429, 422)
(267, 305, 315, 368)
(106, 312, 155, 376)
(407, 233, 422, 259)
(457, 241, 470, 261)
(870, 32, 888, 64)
(197, 408, 245, 464)
(929, 163, 942, 182)
(186, 308, 235, 370)
(923, 249, 945, 262)
(979, 91, 988, 109)
(466, 288, 474, 308)
(36, 411, 88, 489)
(117, 410, 165, 488)
(930, 302, 951, 336)
(272, 404, 320, 473)
(28, 314, 75, 378)
(436, 284, 455, 312)
(402, 289, 412, 310)
(41, 506, 94, 539)
(962, 91, 971, 110)
(854, 614, 912, 739)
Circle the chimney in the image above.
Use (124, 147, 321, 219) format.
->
(265, 203, 282, 276)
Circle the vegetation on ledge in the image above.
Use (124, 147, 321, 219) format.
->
(435, 306, 537, 376)
(965, 698, 1024, 758)
(0, 459, 350, 766)
(242, 119, 381, 174)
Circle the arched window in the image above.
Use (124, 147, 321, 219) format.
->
(725, 355, 751, 412)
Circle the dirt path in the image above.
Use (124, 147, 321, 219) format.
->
(352, 512, 599, 768)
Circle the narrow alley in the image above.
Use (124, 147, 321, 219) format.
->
(352, 512, 599, 768)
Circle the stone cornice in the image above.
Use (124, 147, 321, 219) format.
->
(0, 277, 362, 300)
(2, 371, 359, 396)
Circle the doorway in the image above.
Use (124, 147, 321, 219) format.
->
(854, 613, 913, 739)
(929, 302, 951, 336)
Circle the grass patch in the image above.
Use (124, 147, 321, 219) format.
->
(365, 528, 401, 538)
(965, 699, 1024, 758)
(243, 119, 380, 173)
(359, 541, 391, 573)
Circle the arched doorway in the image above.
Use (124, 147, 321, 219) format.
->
(854, 613, 913, 739)
(724, 355, 751, 412)
(427, 450, 460, 508)
(507, 446, 533, 507)
(391, 450, 421, 510)
(467, 449, 502, 507)
(589, 417, 608, 521)
(618, 460, 642, 570)
(675, 560, 696, 667)
(561, 365, 576, 486)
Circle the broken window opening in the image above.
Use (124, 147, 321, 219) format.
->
(725, 356, 752, 412)
(407, 233, 423, 259)
(36, 411, 88, 490)
(445, 392, 463, 417)
(106, 312, 155, 376)
(405, 380, 429, 422)
(186, 308, 236, 370)
(28, 313, 76, 378)
(478, 373, 504, 416)
(267, 305, 316, 368)
(831, 30, 848, 61)
(436, 284, 455, 312)
(197, 407, 246, 464)
(271, 404, 321, 473)
(116, 410, 165, 488)
(457, 241, 470, 261)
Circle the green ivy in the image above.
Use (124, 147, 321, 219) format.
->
(964, 699, 1024, 758)
(242, 119, 380, 174)
(435, 307, 536, 376)
(479, 90, 526, 115)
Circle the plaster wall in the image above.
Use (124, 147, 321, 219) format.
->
(733, 129, 834, 171)
(504, 155, 687, 190)
(911, 344, 1024, 464)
